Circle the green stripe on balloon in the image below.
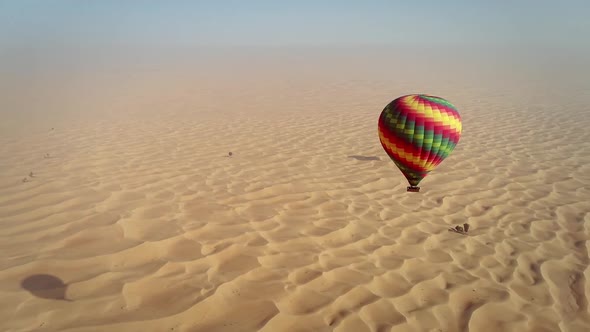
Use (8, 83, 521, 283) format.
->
(433, 133, 442, 144)
(404, 120, 415, 135)
(430, 134, 443, 161)
(422, 95, 457, 111)
(398, 113, 407, 124)
(385, 112, 396, 124)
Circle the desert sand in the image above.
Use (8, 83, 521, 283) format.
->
(1, 47, 590, 332)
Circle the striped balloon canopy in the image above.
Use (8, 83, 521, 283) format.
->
(378, 94, 462, 191)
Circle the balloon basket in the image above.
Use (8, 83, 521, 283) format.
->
(407, 186, 420, 192)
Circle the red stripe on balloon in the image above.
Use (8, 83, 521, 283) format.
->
(378, 117, 429, 172)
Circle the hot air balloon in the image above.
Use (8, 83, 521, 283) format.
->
(378, 94, 462, 192)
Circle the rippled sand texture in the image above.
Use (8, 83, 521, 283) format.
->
(1, 49, 590, 332)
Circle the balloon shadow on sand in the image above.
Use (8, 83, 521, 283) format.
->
(348, 155, 381, 161)
(21, 274, 71, 301)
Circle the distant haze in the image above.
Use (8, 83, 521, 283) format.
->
(1, 0, 589, 128)
(1, 0, 588, 50)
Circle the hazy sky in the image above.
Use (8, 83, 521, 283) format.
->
(0, 0, 588, 49)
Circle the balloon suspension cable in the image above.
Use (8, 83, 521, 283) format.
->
(407, 186, 420, 192)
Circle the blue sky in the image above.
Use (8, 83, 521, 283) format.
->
(0, 0, 588, 49)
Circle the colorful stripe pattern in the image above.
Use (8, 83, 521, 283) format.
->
(378, 94, 462, 186)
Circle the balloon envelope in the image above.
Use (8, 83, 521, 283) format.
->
(378, 94, 462, 187)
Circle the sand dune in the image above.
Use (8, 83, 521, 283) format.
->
(1, 50, 590, 331)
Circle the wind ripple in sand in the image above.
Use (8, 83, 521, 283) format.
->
(1, 66, 590, 332)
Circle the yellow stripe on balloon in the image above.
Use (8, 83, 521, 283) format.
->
(430, 107, 444, 122)
(423, 103, 461, 130)
(416, 101, 425, 114)
(450, 115, 462, 132)
(398, 95, 462, 135)
(423, 104, 434, 118)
